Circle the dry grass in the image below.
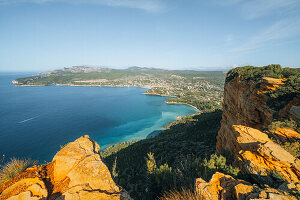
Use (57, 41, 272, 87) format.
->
(0, 158, 37, 183)
(158, 188, 204, 200)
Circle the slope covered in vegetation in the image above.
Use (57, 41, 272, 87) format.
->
(101, 110, 240, 199)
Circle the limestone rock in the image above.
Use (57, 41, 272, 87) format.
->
(216, 73, 300, 194)
(0, 135, 132, 200)
(0, 177, 47, 200)
(51, 135, 126, 200)
(290, 106, 300, 122)
(195, 172, 297, 200)
(232, 125, 300, 184)
(270, 128, 300, 142)
(216, 76, 273, 153)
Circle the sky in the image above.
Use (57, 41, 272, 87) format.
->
(0, 0, 300, 71)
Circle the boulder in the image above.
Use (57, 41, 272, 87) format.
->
(195, 172, 297, 200)
(0, 135, 132, 200)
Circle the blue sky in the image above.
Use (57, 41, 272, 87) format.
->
(0, 0, 300, 71)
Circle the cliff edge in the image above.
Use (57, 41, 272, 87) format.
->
(216, 65, 300, 190)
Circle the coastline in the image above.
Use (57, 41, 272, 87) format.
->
(165, 101, 200, 112)
(14, 83, 201, 113)
(143, 92, 200, 112)
(143, 92, 176, 97)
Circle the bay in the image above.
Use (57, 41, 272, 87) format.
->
(0, 73, 197, 162)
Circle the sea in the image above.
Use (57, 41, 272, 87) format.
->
(0, 73, 198, 163)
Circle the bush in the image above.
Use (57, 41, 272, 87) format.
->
(268, 119, 299, 132)
(201, 154, 240, 181)
(158, 188, 204, 200)
(266, 169, 285, 184)
(282, 142, 300, 158)
(146, 153, 173, 198)
(0, 158, 37, 183)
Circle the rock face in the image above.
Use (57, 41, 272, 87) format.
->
(290, 106, 300, 122)
(196, 172, 297, 200)
(233, 125, 300, 184)
(216, 73, 300, 191)
(216, 76, 274, 153)
(0, 135, 132, 200)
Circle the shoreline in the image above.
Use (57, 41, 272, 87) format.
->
(165, 101, 200, 112)
(14, 83, 201, 113)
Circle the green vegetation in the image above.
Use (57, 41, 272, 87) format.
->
(266, 169, 285, 185)
(201, 154, 240, 180)
(268, 119, 300, 133)
(267, 119, 300, 158)
(226, 65, 300, 110)
(0, 158, 37, 183)
(281, 142, 300, 158)
(166, 98, 222, 113)
(101, 110, 240, 199)
(100, 141, 136, 158)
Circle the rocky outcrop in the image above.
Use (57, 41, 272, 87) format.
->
(216, 71, 300, 193)
(233, 126, 300, 184)
(0, 135, 132, 200)
(195, 172, 297, 200)
(290, 106, 300, 122)
(216, 76, 274, 153)
(270, 128, 300, 142)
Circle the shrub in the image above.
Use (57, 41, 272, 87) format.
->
(158, 188, 204, 200)
(268, 119, 299, 132)
(146, 152, 157, 175)
(282, 141, 300, 158)
(153, 164, 173, 187)
(146, 152, 173, 197)
(0, 158, 37, 183)
(266, 169, 285, 184)
(201, 154, 240, 181)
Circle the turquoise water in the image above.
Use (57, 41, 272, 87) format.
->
(0, 73, 197, 162)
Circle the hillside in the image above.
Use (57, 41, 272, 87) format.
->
(12, 66, 225, 111)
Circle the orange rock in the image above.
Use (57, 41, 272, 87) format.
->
(216, 74, 300, 193)
(195, 172, 297, 200)
(0, 135, 132, 200)
(216, 75, 273, 153)
(0, 177, 47, 200)
(270, 128, 300, 142)
(229, 125, 300, 184)
(257, 77, 286, 94)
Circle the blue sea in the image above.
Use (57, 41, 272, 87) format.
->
(0, 73, 197, 163)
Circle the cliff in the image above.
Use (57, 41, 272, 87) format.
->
(0, 135, 131, 200)
(216, 66, 300, 191)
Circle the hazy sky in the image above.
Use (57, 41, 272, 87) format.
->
(1, 0, 300, 71)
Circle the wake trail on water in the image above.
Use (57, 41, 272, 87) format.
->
(18, 115, 40, 123)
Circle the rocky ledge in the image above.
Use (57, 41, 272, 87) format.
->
(0, 135, 132, 200)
